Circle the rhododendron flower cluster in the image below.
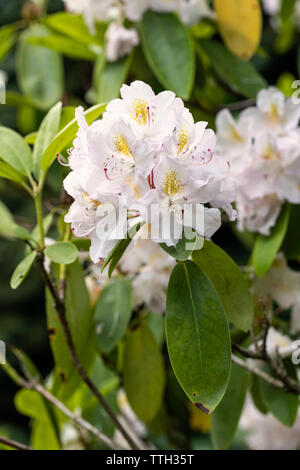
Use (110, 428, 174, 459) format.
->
(63, 0, 213, 61)
(63, 81, 235, 263)
(216, 87, 300, 235)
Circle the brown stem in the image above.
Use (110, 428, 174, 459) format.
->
(0, 436, 32, 451)
(35, 251, 140, 450)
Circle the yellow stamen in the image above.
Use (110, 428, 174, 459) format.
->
(83, 192, 101, 207)
(114, 135, 132, 159)
(132, 99, 149, 126)
(177, 128, 190, 154)
(163, 170, 182, 197)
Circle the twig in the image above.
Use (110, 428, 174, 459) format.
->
(232, 343, 264, 360)
(3, 364, 118, 450)
(0, 436, 33, 451)
(35, 251, 140, 450)
(232, 355, 285, 390)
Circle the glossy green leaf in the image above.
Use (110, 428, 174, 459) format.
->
(94, 278, 132, 354)
(33, 102, 62, 178)
(94, 54, 132, 103)
(10, 251, 36, 290)
(16, 25, 63, 111)
(0, 126, 33, 176)
(141, 11, 195, 99)
(211, 362, 250, 449)
(192, 241, 254, 331)
(41, 103, 106, 172)
(259, 363, 299, 427)
(44, 241, 78, 265)
(198, 40, 267, 99)
(123, 323, 165, 422)
(252, 204, 290, 277)
(166, 261, 231, 414)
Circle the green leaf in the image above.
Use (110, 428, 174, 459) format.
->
(211, 362, 250, 450)
(280, 0, 297, 22)
(33, 102, 62, 178)
(14, 389, 60, 450)
(198, 40, 267, 99)
(252, 204, 290, 277)
(101, 222, 142, 276)
(41, 103, 106, 172)
(27, 34, 97, 61)
(94, 278, 132, 354)
(43, 12, 104, 47)
(0, 24, 17, 63)
(16, 25, 63, 111)
(250, 374, 268, 414)
(94, 53, 132, 103)
(25, 132, 38, 145)
(160, 231, 199, 261)
(10, 251, 36, 290)
(0, 161, 25, 184)
(0, 126, 33, 176)
(192, 241, 254, 332)
(123, 323, 165, 422)
(46, 261, 94, 399)
(166, 261, 231, 414)
(259, 364, 299, 427)
(44, 241, 78, 265)
(141, 11, 195, 99)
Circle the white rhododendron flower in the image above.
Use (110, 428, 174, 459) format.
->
(216, 87, 300, 235)
(105, 22, 139, 62)
(124, 0, 213, 23)
(253, 253, 300, 334)
(241, 398, 300, 450)
(64, 0, 120, 32)
(63, 81, 235, 263)
(262, 0, 281, 16)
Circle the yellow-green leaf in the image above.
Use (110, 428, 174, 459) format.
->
(214, 0, 262, 60)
